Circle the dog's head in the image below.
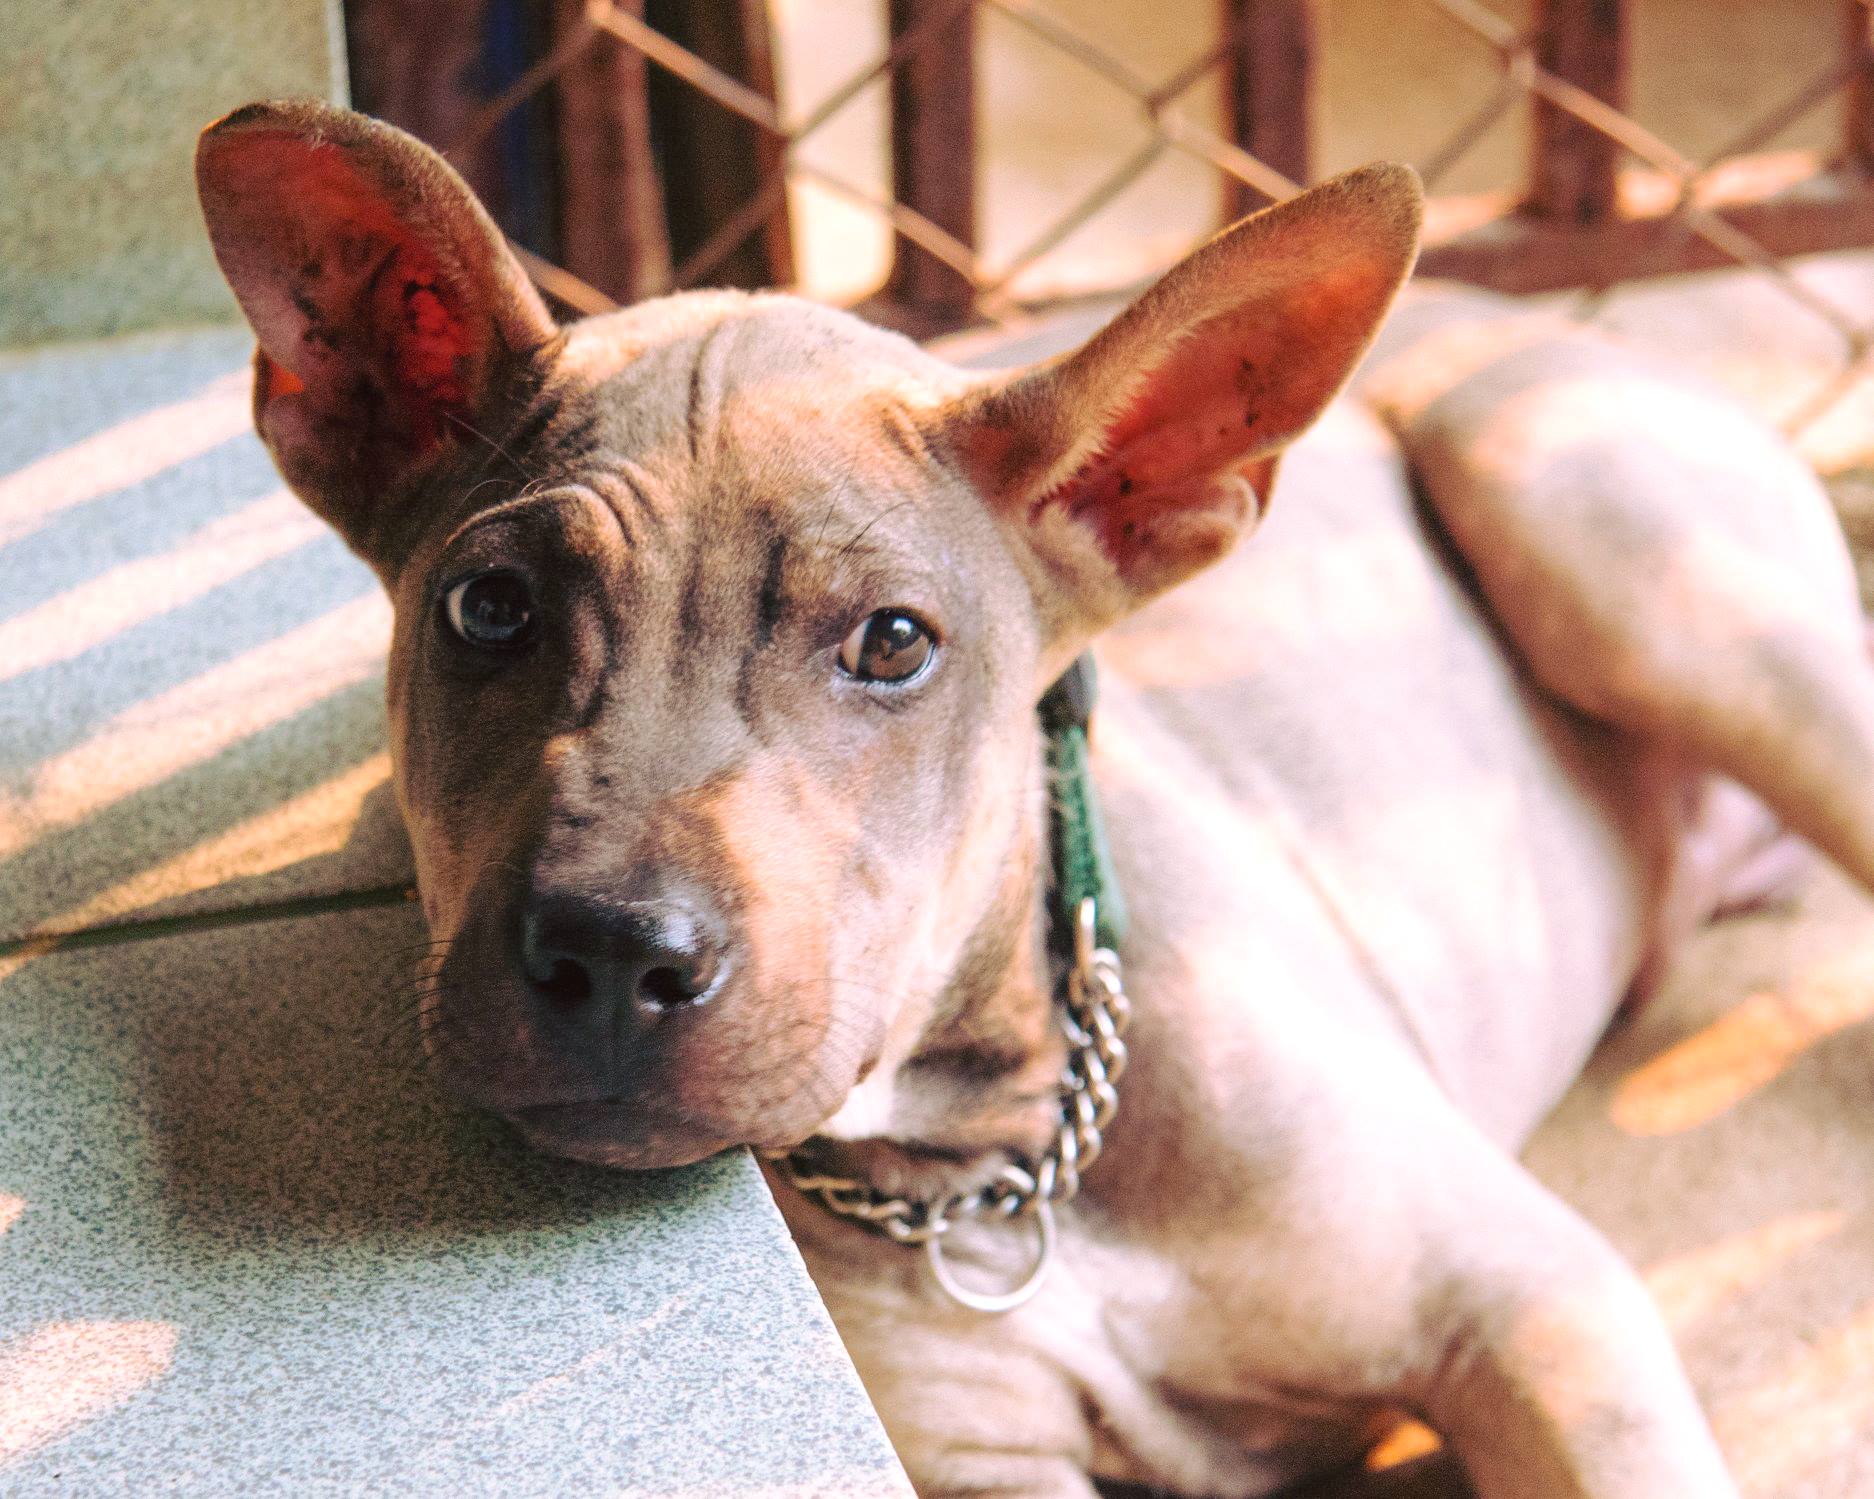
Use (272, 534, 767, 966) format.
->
(196, 101, 1419, 1168)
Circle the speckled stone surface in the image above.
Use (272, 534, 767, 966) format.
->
(0, 327, 414, 942)
(0, 0, 344, 347)
(0, 902, 911, 1495)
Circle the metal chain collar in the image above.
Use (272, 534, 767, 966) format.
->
(765, 897, 1130, 1314)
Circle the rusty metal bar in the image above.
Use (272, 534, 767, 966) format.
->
(1152, 112, 1299, 203)
(647, 0, 795, 289)
(1845, 0, 1874, 172)
(885, 0, 980, 323)
(1420, 157, 1874, 303)
(983, 0, 1297, 202)
(1217, 0, 1316, 221)
(442, 1, 605, 168)
(512, 244, 618, 317)
(1424, 0, 1691, 179)
(550, 0, 670, 305)
(668, 0, 974, 292)
(594, 4, 783, 134)
(1526, 0, 1630, 222)
(795, 164, 989, 290)
(1579, 51, 1862, 296)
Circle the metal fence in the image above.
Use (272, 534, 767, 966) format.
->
(345, 0, 1874, 438)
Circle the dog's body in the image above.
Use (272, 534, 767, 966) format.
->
(196, 103, 1874, 1497)
(778, 313, 1836, 1498)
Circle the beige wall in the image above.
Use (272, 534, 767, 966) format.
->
(0, 0, 345, 348)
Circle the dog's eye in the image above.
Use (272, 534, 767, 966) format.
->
(838, 609, 934, 684)
(444, 570, 536, 650)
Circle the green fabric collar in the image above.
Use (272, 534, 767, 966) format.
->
(1037, 653, 1127, 955)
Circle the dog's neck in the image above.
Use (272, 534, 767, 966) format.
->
(803, 742, 1071, 1204)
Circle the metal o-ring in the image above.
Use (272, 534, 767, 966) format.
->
(924, 1199, 1057, 1314)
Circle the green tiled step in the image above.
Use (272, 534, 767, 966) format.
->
(0, 902, 909, 1495)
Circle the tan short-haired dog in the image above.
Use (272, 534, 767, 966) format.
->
(198, 100, 1874, 1497)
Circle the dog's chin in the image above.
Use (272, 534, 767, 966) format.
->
(506, 1101, 734, 1170)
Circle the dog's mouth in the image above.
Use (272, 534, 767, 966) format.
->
(504, 1099, 740, 1170)
(419, 933, 861, 1171)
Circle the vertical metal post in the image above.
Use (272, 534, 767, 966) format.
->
(552, 0, 671, 304)
(1845, 0, 1874, 173)
(647, 0, 797, 289)
(345, 0, 515, 227)
(885, 0, 978, 325)
(1527, 0, 1629, 223)
(1218, 0, 1316, 222)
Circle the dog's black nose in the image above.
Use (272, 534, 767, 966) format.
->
(520, 890, 727, 1021)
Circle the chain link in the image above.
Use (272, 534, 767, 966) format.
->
(414, 0, 1874, 440)
(765, 898, 1130, 1284)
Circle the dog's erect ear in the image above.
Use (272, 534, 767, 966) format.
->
(195, 100, 557, 558)
(940, 164, 1421, 645)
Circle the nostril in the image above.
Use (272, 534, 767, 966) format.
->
(638, 962, 708, 1010)
(535, 956, 594, 1010)
(638, 966, 693, 1009)
(522, 889, 727, 1019)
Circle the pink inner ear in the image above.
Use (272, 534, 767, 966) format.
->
(211, 130, 483, 453)
(1032, 306, 1282, 572)
(396, 279, 470, 407)
(1044, 259, 1392, 571)
(1097, 309, 1276, 470)
(1094, 284, 1354, 489)
(361, 246, 474, 449)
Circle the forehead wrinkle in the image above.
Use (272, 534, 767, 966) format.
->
(582, 458, 663, 551)
(783, 523, 953, 629)
(436, 484, 604, 556)
(870, 393, 948, 479)
(575, 320, 962, 591)
(683, 313, 743, 468)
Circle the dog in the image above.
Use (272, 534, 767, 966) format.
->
(195, 100, 1874, 1497)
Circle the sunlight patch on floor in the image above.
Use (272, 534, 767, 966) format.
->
(1612, 966, 1874, 1136)
(29, 752, 394, 938)
(1647, 1210, 1846, 1329)
(0, 596, 390, 861)
(0, 370, 249, 546)
(1714, 1298, 1874, 1496)
(0, 1321, 178, 1465)
(0, 489, 317, 681)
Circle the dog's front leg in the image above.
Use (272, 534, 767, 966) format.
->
(1214, 1064, 1739, 1498)
(1411, 1155, 1737, 1499)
